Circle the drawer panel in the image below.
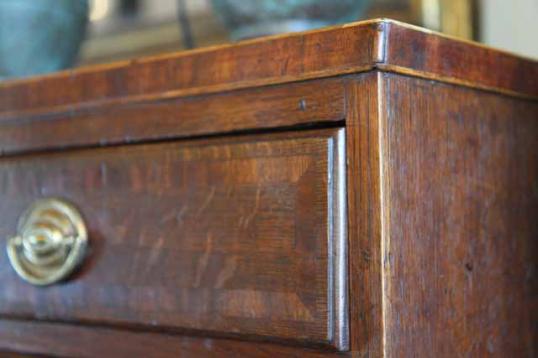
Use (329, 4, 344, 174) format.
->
(0, 129, 347, 350)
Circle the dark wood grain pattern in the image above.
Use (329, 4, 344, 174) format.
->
(0, 20, 381, 117)
(0, 319, 351, 358)
(0, 77, 346, 156)
(344, 72, 385, 356)
(379, 73, 538, 357)
(0, 129, 348, 350)
(1, 19, 536, 121)
(381, 21, 538, 99)
(0, 18, 537, 358)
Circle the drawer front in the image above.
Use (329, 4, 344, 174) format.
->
(0, 129, 347, 350)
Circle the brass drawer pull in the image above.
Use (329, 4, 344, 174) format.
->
(6, 198, 88, 286)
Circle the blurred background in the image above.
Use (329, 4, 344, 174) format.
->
(0, 0, 536, 79)
(81, 0, 538, 63)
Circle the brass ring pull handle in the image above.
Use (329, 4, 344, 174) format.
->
(6, 198, 88, 286)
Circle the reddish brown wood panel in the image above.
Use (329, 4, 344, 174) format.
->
(382, 21, 538, 98)
(0, 21, 381, 116)
(2, 19, 536, 123)
(344, 72, 385, 356)
(379, 73, 538, 356)
(0, 78, 346, 156)
(0, 319, 351, 358)
(0, 129, 348, 350)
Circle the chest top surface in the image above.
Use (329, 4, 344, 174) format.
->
(0, 18, 536, 118)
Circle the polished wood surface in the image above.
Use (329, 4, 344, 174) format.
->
(0, 18, 537, 358)
(0, 20, 381, 117)
(380, 21, 538, 98)
(1, 19, 536, 120)
(377, 73, 537, 357)
(0, 129, 348, 350)
(0, 77, 346, 156)
(344, 72, 385, 356)
(341, 72, 538, 357)
(0, 320, 349, 358)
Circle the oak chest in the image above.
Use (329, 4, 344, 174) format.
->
(0, 19, 536, 357)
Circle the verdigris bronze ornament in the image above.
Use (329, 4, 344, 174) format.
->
(211, 0, 372, 40)
(0, 0, 88, 79)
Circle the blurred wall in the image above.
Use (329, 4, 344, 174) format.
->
(480, 0, 538, 58)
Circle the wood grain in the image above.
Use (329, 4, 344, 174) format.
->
(1, 19, 536, 121)
(0, 20, 381, 116)
(0, 18, 536, 357)
(379, 73, 538, 357)
(0, 129, 348, 350)
(0, 77, 346, 156)
(0, 319, 352, 358)
(381, 20, 538, 99)
(344, 72, 385, 356)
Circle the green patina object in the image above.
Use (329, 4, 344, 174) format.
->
(0, 0, 88, 79)
(211, 0, 372, 40)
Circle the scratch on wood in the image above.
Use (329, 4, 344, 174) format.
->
(193, 233, 213, 288)
(215, 256, 238, 289)
(242, 185, 261, 229)
(196, 186, 216, 217)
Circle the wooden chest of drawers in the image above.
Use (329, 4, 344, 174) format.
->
(0, 19, 536, 357)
